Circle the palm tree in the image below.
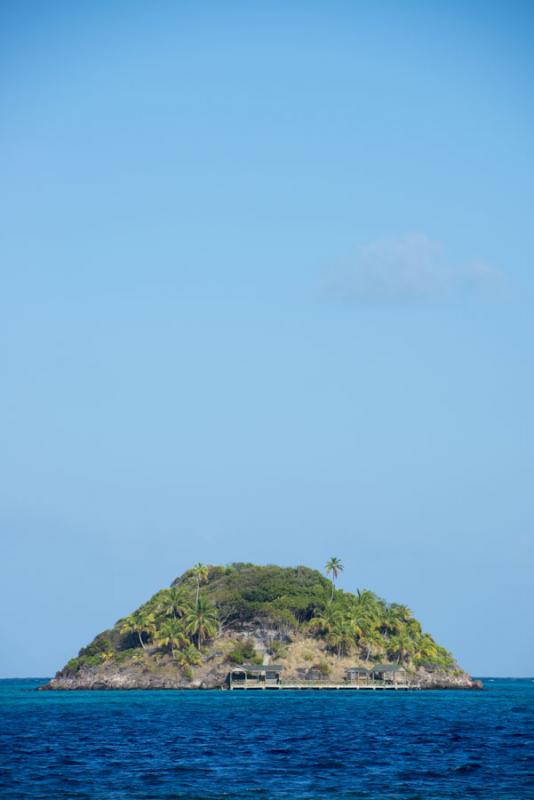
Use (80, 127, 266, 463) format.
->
(325, 557, 343, 599)
(389, 630, 415, 665)
(191, 563, 209, 609)
(328, 620, 353, 658)
(156, 587, 192, 620)
(383, 604, 412, 637)
(184, 596, 218, 649)
(347, 605, 369, 643)
(154, 619, 188, 660)
(100, 650, 115, 663)
(355, 589, 381, 618)
(362, 627, 384, 662)
(417, 633, 439, 664)
(119, 610, 156, 651)
(309, 601, 342, 636)
(177, 643, 202, 669)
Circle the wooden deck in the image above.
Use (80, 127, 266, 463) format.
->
(224, 681, 421, 691)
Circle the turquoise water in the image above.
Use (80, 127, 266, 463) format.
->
(1, 678, 533, 798)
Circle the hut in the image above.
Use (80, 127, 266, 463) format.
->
(226, 664, 283, 689)
(370, 664, 408, 684)
(344, 666, 371, 685)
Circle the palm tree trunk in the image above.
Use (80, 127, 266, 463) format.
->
(137, 631, 146, 651)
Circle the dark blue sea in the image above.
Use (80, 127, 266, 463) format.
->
(1, 679, 533, 799)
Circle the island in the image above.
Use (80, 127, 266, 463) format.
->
(43, 562, 481, 690)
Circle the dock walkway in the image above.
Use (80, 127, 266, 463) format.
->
(225, 681, 421, 691)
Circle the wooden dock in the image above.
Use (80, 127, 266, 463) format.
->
(224, 681, 421, 691)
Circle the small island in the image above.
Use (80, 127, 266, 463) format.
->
(44, 562, 481, 690)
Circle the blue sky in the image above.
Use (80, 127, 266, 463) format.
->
(1, 1, 533, 677)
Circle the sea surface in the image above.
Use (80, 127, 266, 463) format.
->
(1, 678, 533, 799)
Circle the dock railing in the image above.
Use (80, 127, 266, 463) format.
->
(226, 678, 421, 690)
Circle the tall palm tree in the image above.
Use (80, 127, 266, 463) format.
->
(325, 557, 343, 599)
(156, 587, 192, 620)
(184, 596, 218, 650)
(191, 563, 209, 609)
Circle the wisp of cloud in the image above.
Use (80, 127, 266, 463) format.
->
(323, 233, 505, 304)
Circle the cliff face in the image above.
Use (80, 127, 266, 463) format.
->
(44, 564, 481, 690)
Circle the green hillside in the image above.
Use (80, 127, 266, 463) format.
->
(62, 562, 454, 677)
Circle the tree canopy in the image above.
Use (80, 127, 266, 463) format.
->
(63, 562, 454, 676)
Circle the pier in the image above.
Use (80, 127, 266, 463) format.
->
(225, 664, 421, 690)
(224, 681, 421, 690)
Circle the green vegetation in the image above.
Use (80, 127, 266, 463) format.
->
(65, 578, 220, 676)
(305, 588, 453, 667)
(175, 563, 331, 628)
(315, 659, 331, 677)
(61, 562, 455, 678)
(268, 639, 288, 660)
(191, 563, 209, 609)
(325, 557, 344, 599)
(65, 654, 105, 673)
(184, 596, 218, 649)
(227, 638, 262, 665)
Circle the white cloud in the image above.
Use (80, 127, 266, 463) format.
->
(323, 233, 505, 303)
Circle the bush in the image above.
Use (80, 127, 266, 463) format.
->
(227, 638, 262, 665)
(115, 648, 141, 664)
(269, 640, 288, 659)
(78, 634, 114, 658)
(64, 654, 105, 674)
(315, 660, 331, 677)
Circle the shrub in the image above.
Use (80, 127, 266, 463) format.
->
(64, 654, 105, 674)
(115, 648, 141, 664)
(315, 660, 331, 677)
(78, 634, 114, 658)
(269, 640, 288, 659)
(227, 638, 262, 665)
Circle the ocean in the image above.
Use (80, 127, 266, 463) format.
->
(1, 678, 533, 799)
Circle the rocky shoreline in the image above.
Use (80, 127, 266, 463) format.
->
(41, 640, 482, 691)
(42, 675, 483, 690)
